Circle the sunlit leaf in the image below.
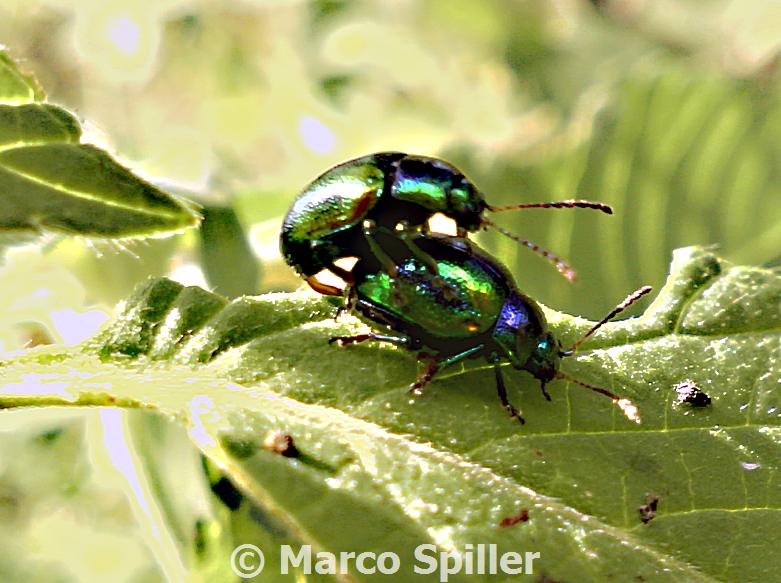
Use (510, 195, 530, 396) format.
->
(1, 247, 778, 581)
(0, 49, 199, 242)
(0, 51, 43, 103)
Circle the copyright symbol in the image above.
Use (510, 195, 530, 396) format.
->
(230, 544, 265, 578)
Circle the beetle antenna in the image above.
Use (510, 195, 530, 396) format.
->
(554, 371, 640, 423)
(488, 200, 613, 214)
(482, 218, 577, 282)
(555, 371, 619, 400)
(563, 285, 653, 355)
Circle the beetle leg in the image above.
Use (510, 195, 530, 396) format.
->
(334, 286, 359, 322)
(410, 344, 485, 395)
(327, 264, 356, 284)
(373, 223, 440, 276)
(329, 332, 413, 348)
(438, 344, 485, 367)
(399, 238, 439, 276)
(333, 305, 348, 322)
(539, 381, 552, 402)
(305, 275, 343, 296)
(493, 363, 525, 424)
(487, 353, 524, 423)
(362, 221, 399, 277)
(409, 353, 440, 395)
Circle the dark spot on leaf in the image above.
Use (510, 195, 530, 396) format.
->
(260, 431, 344, 474)
(20, 324, 52, 348)
(673, 380, 711, 407)
(638, 494, 659, 524)
(211, 476, 243, 510)
(500, 507, 529, 527)
(263, 430, 300, 458)
(193, 518, 207, 556)
(37, 427, 64, 443)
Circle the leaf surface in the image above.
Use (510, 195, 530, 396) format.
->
(1, 246, 778, 582)
(0, 50, 199, 240)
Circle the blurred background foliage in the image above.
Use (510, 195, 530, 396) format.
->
(0, 0, 779, 339)
(0, 0, 779, 580)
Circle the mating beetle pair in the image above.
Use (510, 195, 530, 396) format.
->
(280, 152, 612, 294)
(281, 153, 649, 423)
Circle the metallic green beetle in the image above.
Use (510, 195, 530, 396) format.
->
(281, 152, 612, 295)
(331, 233, 649, 423)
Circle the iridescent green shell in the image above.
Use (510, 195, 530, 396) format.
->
(280, 153, 488, 283)
(388, 156, 486, 229)
(281, 155, 386, 245)
(355, 242, 508, 339)
(350, 236, 554, 378)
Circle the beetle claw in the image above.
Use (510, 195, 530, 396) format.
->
(333, 306, 347, 322)
(506, 405, 525, 424)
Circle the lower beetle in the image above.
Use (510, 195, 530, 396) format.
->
(330, 234, 650, 423)
(281, 152, 612, 295)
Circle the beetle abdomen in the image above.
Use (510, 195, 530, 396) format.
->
(355, 237, 508, 340)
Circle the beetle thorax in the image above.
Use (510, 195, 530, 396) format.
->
(389, 156, 486, 231)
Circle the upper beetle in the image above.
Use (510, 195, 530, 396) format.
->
(280, 152, 612, 295)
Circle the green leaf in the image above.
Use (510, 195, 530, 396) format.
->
(1, 247, 779, 582)
(198, 205, 261, 298)
(0, 103, 81, 146)
(125, 412, 240, 582)
(0, 52, 44, 103)
(0, 49, 199, 241)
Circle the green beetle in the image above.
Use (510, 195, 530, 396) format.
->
(281, 152, 612, 295)
(331, 233, 650, 423)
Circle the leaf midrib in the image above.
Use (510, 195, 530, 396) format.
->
(0, 164, 184, 218)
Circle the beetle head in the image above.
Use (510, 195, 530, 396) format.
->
(523, 332, 562, 384)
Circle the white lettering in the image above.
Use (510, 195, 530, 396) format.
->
(525, 551, 541, 574)
(441, 550, 462, 582)
(280, 544, 539, 577)
(376, 551, 400, 574)
(339, 552, 355, 572)
(499, 551, 523, 575)
(463, 544, 473, 574)
(314, 552, 336, 574)
(414, 544, 438, 574)
(355, 552, 375, 574)
(280, 546, 310, 574)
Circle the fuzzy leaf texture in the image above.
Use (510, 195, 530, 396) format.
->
(0, 246, 779, 582)
(0, 50, 198, 241)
